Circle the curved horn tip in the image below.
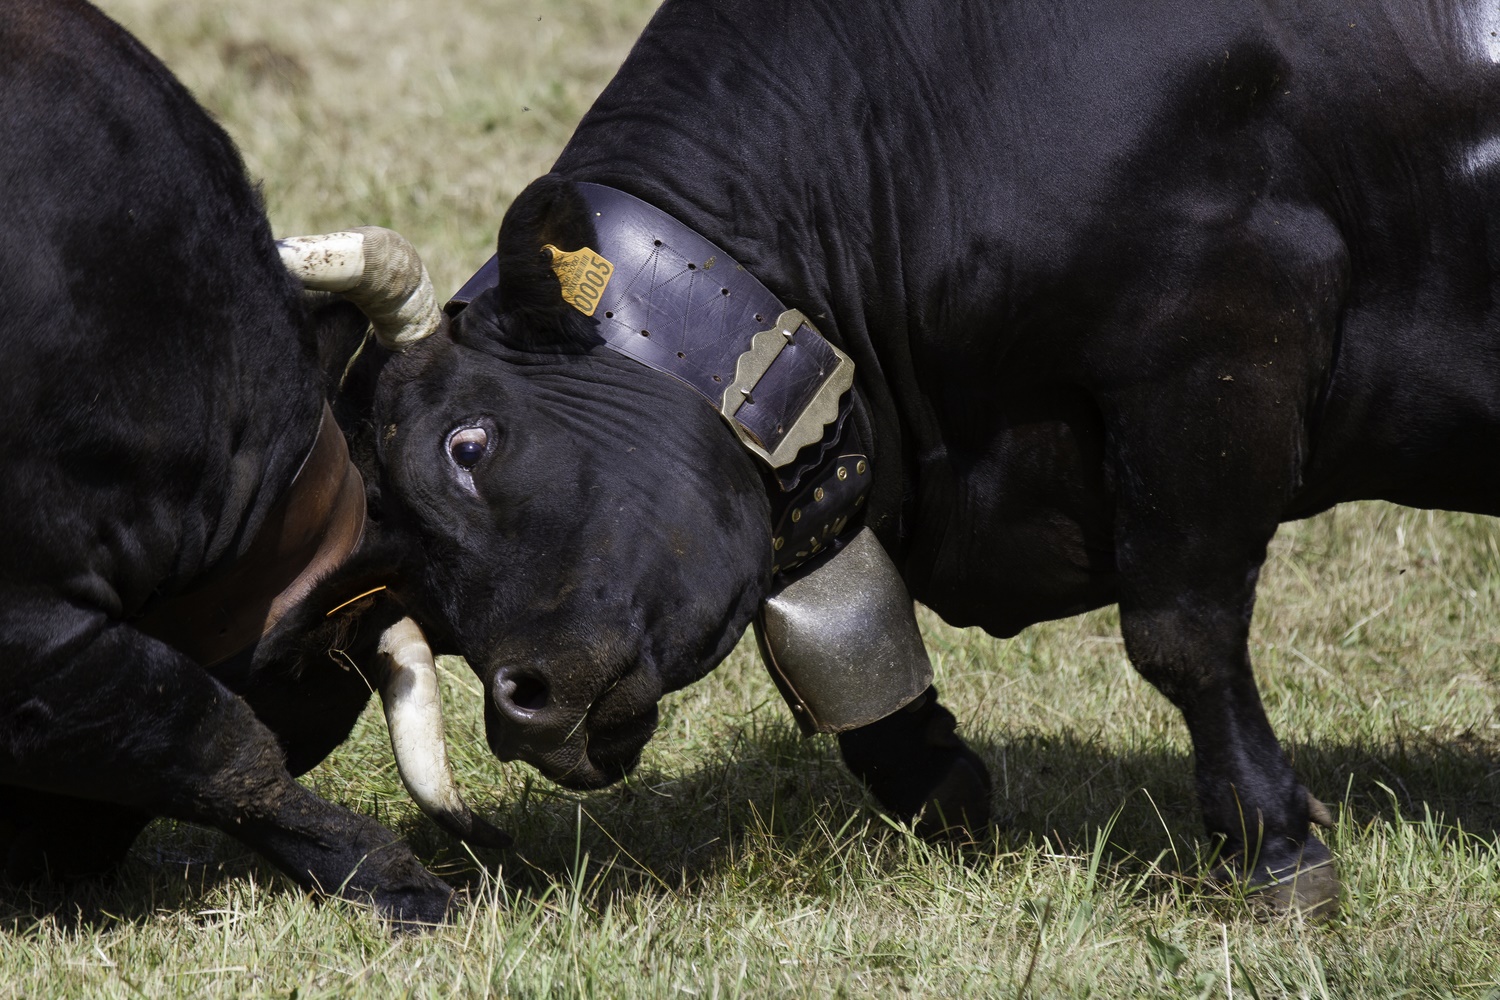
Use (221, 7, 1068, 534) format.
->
(278, 227, 443, 350)
(275, 231, 367, 292)
(440, 810, 513, 851)
(377, 618, 511, 848)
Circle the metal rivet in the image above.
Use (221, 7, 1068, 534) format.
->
(857, 460, 867, 475)
(834, 516, 848, 533)
(773, 536, 785, 551)
(836, 466, 848, 480)
(791, 508, 802, 523)
(796, 550, 809, 559)
(856, 495, 866, 507)
(813, 487, 825, 502)
(782, 328, 794, 342)
(772, 564, 781, 574)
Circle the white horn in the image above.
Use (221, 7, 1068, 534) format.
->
(277, 227, 441, 350)
(376, 617, 510, 848)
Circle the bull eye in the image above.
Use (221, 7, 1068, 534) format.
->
(448, 426, 488, 470)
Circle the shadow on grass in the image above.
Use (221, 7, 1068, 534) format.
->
(3, 719, 1497, 931)
(0, 820, 274, 933)
(400, 717, 1500, 913)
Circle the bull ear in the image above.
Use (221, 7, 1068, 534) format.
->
(488, 174, 602, 352)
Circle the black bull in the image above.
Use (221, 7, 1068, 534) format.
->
(0, 0, 483, 922)
(423, 0, 1500, 914)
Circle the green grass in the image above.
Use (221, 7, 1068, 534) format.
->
(7, 1, 1500, 995)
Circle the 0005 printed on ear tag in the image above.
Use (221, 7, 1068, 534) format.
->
(544, 244, 614, 316)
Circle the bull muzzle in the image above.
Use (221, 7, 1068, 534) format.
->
(376, 617, 510, 848)
(483, 656, 659, 790)
(276, 227, 440, 350)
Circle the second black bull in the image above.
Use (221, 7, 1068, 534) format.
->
(396, 0, 1500, 913)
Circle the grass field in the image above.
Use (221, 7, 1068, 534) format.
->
(7, 1, 1500, 996)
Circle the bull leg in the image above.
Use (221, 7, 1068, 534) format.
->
(837, 686, 992, 838)
(1117, 554, 1335, 912)
(0, 787, 150, 882)
(1106, 383, 1337, 914)
(0, 601, 452, 924)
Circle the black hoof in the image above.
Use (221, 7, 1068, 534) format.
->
(1253, 835, 1339, 919)
(837, 687, 993, 839)
(371, 882, 458, 932)
(1212, 833, 1340, 920)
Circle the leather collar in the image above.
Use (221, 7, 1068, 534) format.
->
(449, 182, 872, 577)
(135, 403, 367, 666)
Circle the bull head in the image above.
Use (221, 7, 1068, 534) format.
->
(314, 178, 774, 791)
(276, 226, 506, 847)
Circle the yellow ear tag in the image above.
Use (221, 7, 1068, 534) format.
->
(544, 244, 614, 316)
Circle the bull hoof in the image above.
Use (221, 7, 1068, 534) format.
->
(838, 687, 993, 840)
(1255, 859, 1340, 919)
(1218, 834, 1340, 920)
(1253, 835, 1340, 919)
(370, 881, 458, 932)
(336, 843, 459, 931)
(911, 744, 992, 840)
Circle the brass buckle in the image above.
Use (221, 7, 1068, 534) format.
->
(719, 309, 854, 469)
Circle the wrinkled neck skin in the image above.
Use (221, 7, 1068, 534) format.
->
(358, 321, 772, 787)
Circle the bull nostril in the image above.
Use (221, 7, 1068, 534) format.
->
(510, 674, 549, 711)
(496, 669, 551, 715)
